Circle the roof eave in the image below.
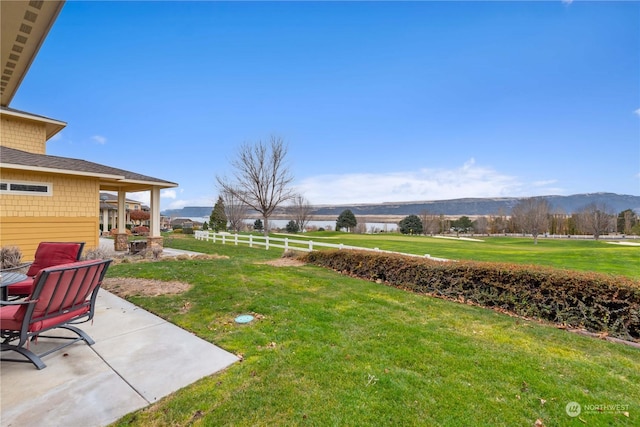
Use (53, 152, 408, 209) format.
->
(0, 107, 67, 140)
(2, 163, 178, 189)
(1, 1, 66, 107)
(0, 162, 125, 180)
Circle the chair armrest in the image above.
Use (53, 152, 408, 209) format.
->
(0, 262, 33, 274)
(0, 298, 35, 307)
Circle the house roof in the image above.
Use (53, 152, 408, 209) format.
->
(1, 1, 65, 107)
(1, 146, 178, 192)
(0, 106, 66, 140)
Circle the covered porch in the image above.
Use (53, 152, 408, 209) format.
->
(99, 179, 175, 253)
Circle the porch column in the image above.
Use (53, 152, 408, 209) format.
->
(114, 191, 128, 251)
(102, 208, 109, 236)
(147, 186, 163, 251)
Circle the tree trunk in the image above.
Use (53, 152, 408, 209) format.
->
(263, 214, 269, 236)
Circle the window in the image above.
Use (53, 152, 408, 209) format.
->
(0, 180, 52, 196)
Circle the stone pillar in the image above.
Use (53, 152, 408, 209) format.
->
(146, 236, 164, 252)
(114, 233, 129, 251)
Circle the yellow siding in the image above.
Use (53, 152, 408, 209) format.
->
(0, 170, 99, 217)
(0, 117, 47, 154)
(0, 170, 100, 260)
(0, 217, 99, 261)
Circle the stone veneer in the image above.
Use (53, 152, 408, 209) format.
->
(114, 233, 129, 252)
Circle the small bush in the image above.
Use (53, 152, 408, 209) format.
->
(282, 249, 302, 258)
(302, 250, 640, 341)
(82, 248, 109, 260)
(0, 246, 23, 269)
(132, 225, 150, 236)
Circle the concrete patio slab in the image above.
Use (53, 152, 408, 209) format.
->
(0, 289, 239, 427)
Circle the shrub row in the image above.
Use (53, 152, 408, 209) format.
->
(302, 250, 640, 341)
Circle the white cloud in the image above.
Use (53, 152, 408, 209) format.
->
(294, 159, 542, 205)
(161, 189, 177, 199)
(126, 192, 149, 206)
(165, 195, 215, 211)
(634, 108, 640, 117)
(561, 0, 573, 5)
(91, 135, 107, 144)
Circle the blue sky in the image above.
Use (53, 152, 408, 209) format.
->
(11, 0, 640, 211)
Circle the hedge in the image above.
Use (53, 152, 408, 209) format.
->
(302, 250, 640, 341)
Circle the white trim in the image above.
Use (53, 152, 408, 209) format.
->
(0, 163, 125, 180)
(0, 108, 66, 128)
(0, 179, 52, 196)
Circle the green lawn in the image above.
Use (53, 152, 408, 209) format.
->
(109, 235, 639, 426)
(268, 232, 639, 279)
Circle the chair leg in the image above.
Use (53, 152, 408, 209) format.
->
(56, 324, 95, 345)
(1, 343, 46, 370)
(1, 325, 94, 370)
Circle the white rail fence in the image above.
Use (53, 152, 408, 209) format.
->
(194, 230, 448, 261)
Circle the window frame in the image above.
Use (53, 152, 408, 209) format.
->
(0, 180, 53, 196)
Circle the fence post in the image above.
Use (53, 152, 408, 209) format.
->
(339, 243, 344, 250)
(266, 235, 269, 250)
(285, 238, 289, 251)
(309, 240, 313, 251)
(249, 234, 253, 248)
(234, 233, 238, 246)
(222, 234, 226, 245)
(213, 232, 217, 244)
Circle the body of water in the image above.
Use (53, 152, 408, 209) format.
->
(184, 217, 398, 232)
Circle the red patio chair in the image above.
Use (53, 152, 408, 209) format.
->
(7, 242, 85, 298)
(0, 258, 112, 369)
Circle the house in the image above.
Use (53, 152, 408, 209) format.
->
(0, 1, 177, 259)
(99, 192, 150, 233)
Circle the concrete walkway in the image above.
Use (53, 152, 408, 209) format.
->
(1, 241, 239, 427)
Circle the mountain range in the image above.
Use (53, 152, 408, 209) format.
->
(162, 193, 640, 218)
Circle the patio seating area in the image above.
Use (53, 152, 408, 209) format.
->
(0, 241, 238, 426)
(1, 288, 238, 426)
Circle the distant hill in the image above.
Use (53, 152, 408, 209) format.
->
(162, 193, 640, 218)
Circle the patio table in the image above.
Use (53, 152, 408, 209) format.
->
(0, 271, 28, 301)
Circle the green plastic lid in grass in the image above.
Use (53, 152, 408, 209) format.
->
(235, 314, 254, 324)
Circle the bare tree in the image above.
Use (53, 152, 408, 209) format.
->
(289, 194, 313, 232)
(473, 216, 490, 236)
(420, 210, 441, 235)
(216, 136, 295, 235)
(510, 198, 550, 244)
(490, 209, 509, 234)
(576, 203, 614, 240)
(222, 190, 249, 232)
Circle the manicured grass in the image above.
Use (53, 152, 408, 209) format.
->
(109, 237, 639, 426)
(278, 232, 640, 279)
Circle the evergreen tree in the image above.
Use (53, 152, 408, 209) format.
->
(336, 209, 357, 232)
(285, 220, 300, 233)
(399, 214, 423, 235)
(210, 196, 228, 231)
(451, 216, 474, 236)
(254, 219, 264, 232)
